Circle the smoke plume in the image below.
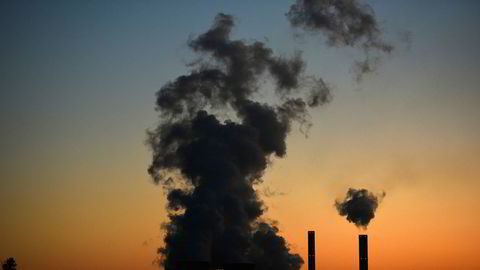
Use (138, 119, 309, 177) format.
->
(286, 0, 393, 81)
(334, 188, 385, 229)
(147, 13, 330, 270)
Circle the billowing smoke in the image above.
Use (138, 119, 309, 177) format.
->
(147, 13, 330, 270)
(334, 188, 386, 229)
(286, 0, 393, 81)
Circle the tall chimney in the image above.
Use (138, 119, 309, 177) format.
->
(359, 234, 368, 270)
(308, 231, 315, 270)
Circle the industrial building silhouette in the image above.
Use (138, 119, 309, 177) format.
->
(165, 262, 255, 270)
(166, 232, 368, 270)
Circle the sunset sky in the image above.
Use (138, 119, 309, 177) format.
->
(1, 1, 480, 269)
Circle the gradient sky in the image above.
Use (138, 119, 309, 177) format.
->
(1, 1, 480, 269)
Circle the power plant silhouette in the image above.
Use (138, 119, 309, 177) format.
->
(165, 262, 255, 270)
(165, 231, 369, 270)
(307, 232, 369, 270)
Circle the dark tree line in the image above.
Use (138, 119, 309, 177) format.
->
(1, 257, 16, 270)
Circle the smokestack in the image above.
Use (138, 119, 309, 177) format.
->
(308, 231, 315, 270)
(359, 235, 368, 270)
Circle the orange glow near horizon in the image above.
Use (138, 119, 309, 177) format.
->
(2, 119, 480, 270)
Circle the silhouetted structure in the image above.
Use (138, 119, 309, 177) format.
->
(223, 263, 255, 270)
(1, 257, 17, 270)
(166, 261, 210, 270)
(308, 231, 315, 270)
(359, 234, 368, 270)
(165, 261, 255, 270)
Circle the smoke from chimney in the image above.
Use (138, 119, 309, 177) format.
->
(286, 0, 394, 81)
(148, 13, 329, 270)
(335, 188, 386, 229)
(147, 1, 393, 269)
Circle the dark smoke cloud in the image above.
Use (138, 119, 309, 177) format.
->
(148, 13, 330, 270)
(286, 0, 392, 49)
(286, 0, 394, 81)
(334, 188, 386, 229)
